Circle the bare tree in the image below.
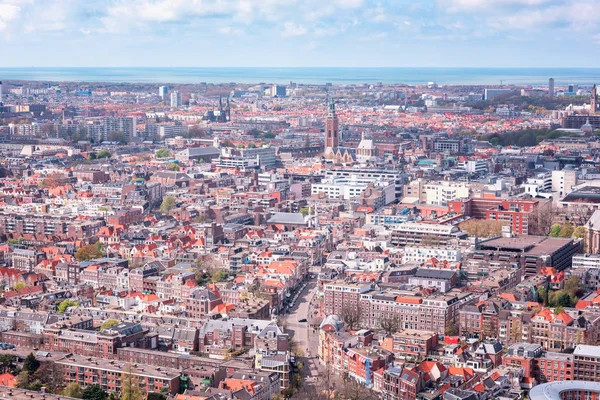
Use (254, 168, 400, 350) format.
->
(529, 201, 557, 236)
(341, 303, 362, 331)
(569, 199, 595, 226)
(340, 373, 378, 400)
(378, 313, 401, 336)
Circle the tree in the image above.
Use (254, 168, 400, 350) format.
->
(573, 225, 587, 239)
(510, 320, 522, 343)
(34, 362, 64, 394)
(211, 269, 229, 283)
(15, 371, 32, 389)
(97, 150, 111, 159)
(559, 223, 575, 238)
(168, 163, 180, 171)
(570, 199, 595, 226)
(340, 303, 362, 331)
(57, 299, 79, 314)
(100, 319, 120, 332)
(549, 224, 562, 237)
(557, 292, 573, 308)
(23, 353, 40, 374)
(221, 139, 234, 148)
(341, 373, 378, 400)
(120, 364, 144, 400)
(378, 313, 401, 336)
(42, 172, 69, 188)
(155, 148, 170, 158)
(160, 196, 176, 214)
(529, 203, 557, 236)
(75, 244, 104, 261)
(0, 354, 16, 373)
(460, 219, 505, 238)
(63, 382, 83, 398)
(107, 131, 127, 144)
(565, 276, 585, 298)
(82, 384, 108, 400)
(13, 281, 27, 290)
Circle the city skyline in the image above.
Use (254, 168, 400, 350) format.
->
(1, 0, 600, 68)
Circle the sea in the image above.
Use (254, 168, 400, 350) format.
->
(0, 67, 599, 86)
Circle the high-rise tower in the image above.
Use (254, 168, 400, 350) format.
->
(325, 100, 339, 150)
(591, 84, 598, 115)
(548, 78, 555, 97)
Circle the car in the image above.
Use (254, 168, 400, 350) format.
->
(298, 318, 307, 323)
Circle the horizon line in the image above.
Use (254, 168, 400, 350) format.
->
(1, 66, 600, 69)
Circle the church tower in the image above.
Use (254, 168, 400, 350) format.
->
(591, 85, 598, 115)
(325, 100, 339, 150)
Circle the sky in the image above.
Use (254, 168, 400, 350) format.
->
(0, 0, 599, 68)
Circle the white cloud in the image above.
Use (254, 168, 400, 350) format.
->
(0, 3, 21, 32)
(282, 21, 307, 37)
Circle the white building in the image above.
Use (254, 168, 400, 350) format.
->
(402, 179, 470, 206)
(170, 90, 182, 108)
(311, 175, 395, 205)
(457, 159, 488, 174)
(552, 170, 578, 197)
(403, 246, 462, 264)
(572, 254, 600, 269)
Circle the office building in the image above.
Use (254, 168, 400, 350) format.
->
(484, 88, 515, 101)
(549, 77, 555, 97)
(270, 85, 286, 97)
(390, 222, 467, 247)
(158, 85, 169, 100)
(311, 175, 395, 205)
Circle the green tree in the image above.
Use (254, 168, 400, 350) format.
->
(168, 163, 180, 171)
(82, 384, 108, 400)
(120, 364, 144, 400)
(211, 269, 229, 283)
(559, 223, 575, 238)
(155, 148, 170, 158)
(15, 371, 32, 389)
(0, 354, 16, 373)
(549, 224, 562, 237)
(75, 244, 104, 261)
(573, 225, 587, 238)
(557, 292, 573, 308)
(160, 196, 176, 214)
(13, 281, 27, 290)
(100, 319, 120, 332)
(23, 353, 40, 374)
(57, 299, 79, 314)
(63, 382, 83, 398)
(97, 150, 111, 159)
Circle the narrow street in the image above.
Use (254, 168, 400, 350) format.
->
(283, 277, 321, 382)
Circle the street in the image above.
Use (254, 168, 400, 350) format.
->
(283, 277, 321, 382)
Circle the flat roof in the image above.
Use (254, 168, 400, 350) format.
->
(530, 381, 600, 400)
(574, 344, 600, 358)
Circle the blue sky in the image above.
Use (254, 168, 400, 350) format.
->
(0, 0, 599, 67)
